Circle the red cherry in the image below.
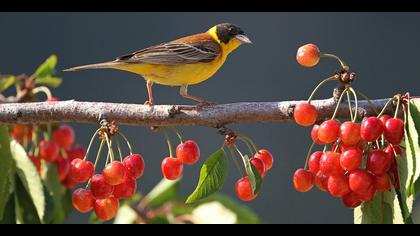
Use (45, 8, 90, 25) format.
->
(66, 145, 86, 161)
(47, 97, 59, 102)
(161, 157, 183, 180)
(314, 171, 329, 192)
(367, 150, 392, 176)
(53, 125, 75, 149)
(293, 169, 314, 193)
(94, 197, 119, 221)
(355, 185, 377, 202)
(113, 175, 137, 199)
(62, 174, 77, 189)
(11, 125, 32, 144)
(39, 140, 60, 162)
(28, 155, 42, 176)
(311, 125, 326, 145)
(123, 154, 145, 179)
(342, 192, 362, 208)
(374, 174, 391, 192)
(56, 156, 70, 182)
(340, 121, 361, 146)
(296, 43, 320, 67)
(383, 145, 403, 157)
(72, 188, 94, 213)
(360, 117, 383, 142)
(384, 118, 404, 145)
(318, 120, 341, 144)
(176, 140, 200, 165)
(349, 169, 374, 195)
(308, 151, 323, 174)
(70, 158, 94, 183)
(250, 157, 266, 177)
(102, 161, 126, 186)
(340, 148, 362, 172)
(339, 141, 364, 153)
(91, 174, 114, 199)
(328, 174, 351, 197)
(235, 176, 257, 202)
(379, 114, 392, 126)
(319, 151, 344, 176)
(294, 102, 318, 126)
(254, 149, 274, 171)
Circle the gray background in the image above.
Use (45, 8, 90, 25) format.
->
(1, 12, 420, 224)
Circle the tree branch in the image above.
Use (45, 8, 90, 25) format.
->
(0, 97, 397, 128)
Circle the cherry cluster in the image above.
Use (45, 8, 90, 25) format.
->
(161, 140, 200, 180)
(69, 123, 145, 221)
(292, 44, 405, 208)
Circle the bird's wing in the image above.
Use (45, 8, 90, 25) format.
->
(115, 40, 221, 65)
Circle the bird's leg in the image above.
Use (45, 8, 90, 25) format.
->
(144, 80, 154, 106)
(179, 85, 216, 109)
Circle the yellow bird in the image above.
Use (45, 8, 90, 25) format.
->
(64, 23, 252, 107)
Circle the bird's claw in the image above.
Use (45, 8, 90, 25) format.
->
(144, 100, 154, 106)
(195, 100, 217, 110)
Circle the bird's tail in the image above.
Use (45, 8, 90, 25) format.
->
(63, 61, 123, 72)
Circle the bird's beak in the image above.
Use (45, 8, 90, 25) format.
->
(235, 34, 252, 44)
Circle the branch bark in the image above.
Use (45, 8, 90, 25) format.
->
(0, 98, 397, 128)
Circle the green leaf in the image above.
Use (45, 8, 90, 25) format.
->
(239, 154, 257, 193)
(145, 178, 180, 208)
(185, 149, 228, 204)
(354, 192, 393, 224)
(14, 175, 41, 224)
(113, 205, 138, 224)
(407, 99, 420, 195)
(43, 164, 65, 224)
(35, 76, 62, 88)
(396, 145, 415, 223)
(0, 76, 16, 93)
(10, 140, 45, 223)
(33, 55, 57, 78)
(0, 126, 13, 221)
(0, 194, 16, 224)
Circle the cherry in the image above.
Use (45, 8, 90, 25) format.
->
(379, 114, 392, 126)
(367, 150, 392, 176)
(355, 185, 377, 202)
(293, 168, 314, 193)
(308, 151, 323, 174)
(296, 43, 320, 67)
(113, 175, 137, 199)
(384, 118, 404, 145)
(123, 154, 145, 179)
(235, 176, 257, 201)
(39, 140, 60, 162)
(69, 158, 94, 183)
(62, 175, 77, 189)
(91, 174, 114, 199)
(66, 145, 86, 161)
(56, 156, 70, 182)
(53, 125, 75, 149)
(339, 142, 364, 153)
(311, 125, 326, 145)
(11, 125, 32, 144)
(72, 188, 94, 213)
(176, 140, 200, 165)
(360, 117, 383, 142)
(314, 171, 329, 192)
(319, 151, 344, 176)
(161, 157, 183, 180)
(318, 120, 341, 144)
(374, 174, 391, 192)
(294, 102, 318, 126)
(340, 148, 362, 172)
(47, 97, 59, 102)
(342, 192, 362, 208)
(328, 174, 351, 197)
(340, 121, 361, 146)
(383, 145, 403, 157)
(94, 197, 119, 221)
(250, 157, 266, 177)
(102, 161, 127, 186)
(254, 149, 274, 171)
(28, 155, 42, 176)
(349, 169, 373, 195)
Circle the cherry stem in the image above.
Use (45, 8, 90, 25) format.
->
(349, 87, 359, 122)
(307, 76, 337, 103)
(238, 137, 255, 156)
(115, 137, 124, 162)
(394, 95, 401, 119)
(118, 131, 133, 155)
(86, 139, 106, 189)
(346, 91, 354, 121)
(355, 90, 379, 115)
(228, 146, 245, 177)
(304, 142, 316, 170)
(83, 128, 101, 161)
(377, 97, 395, 118)
(104, 132, 115, 162)
(320, 53, 348, 70)
(170, 127, 184, 144)
(32, 86, 53, 100)
(160, 128, 174, 158)
(333, 140, 340, 153)
(331, 87, 350, 120)
(238, 135, 258, 153)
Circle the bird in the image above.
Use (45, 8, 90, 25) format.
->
(64, 23, 252, 107)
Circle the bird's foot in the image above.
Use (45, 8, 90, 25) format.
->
(195, 100, 217, 110)
(144, 100, 154, 106)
